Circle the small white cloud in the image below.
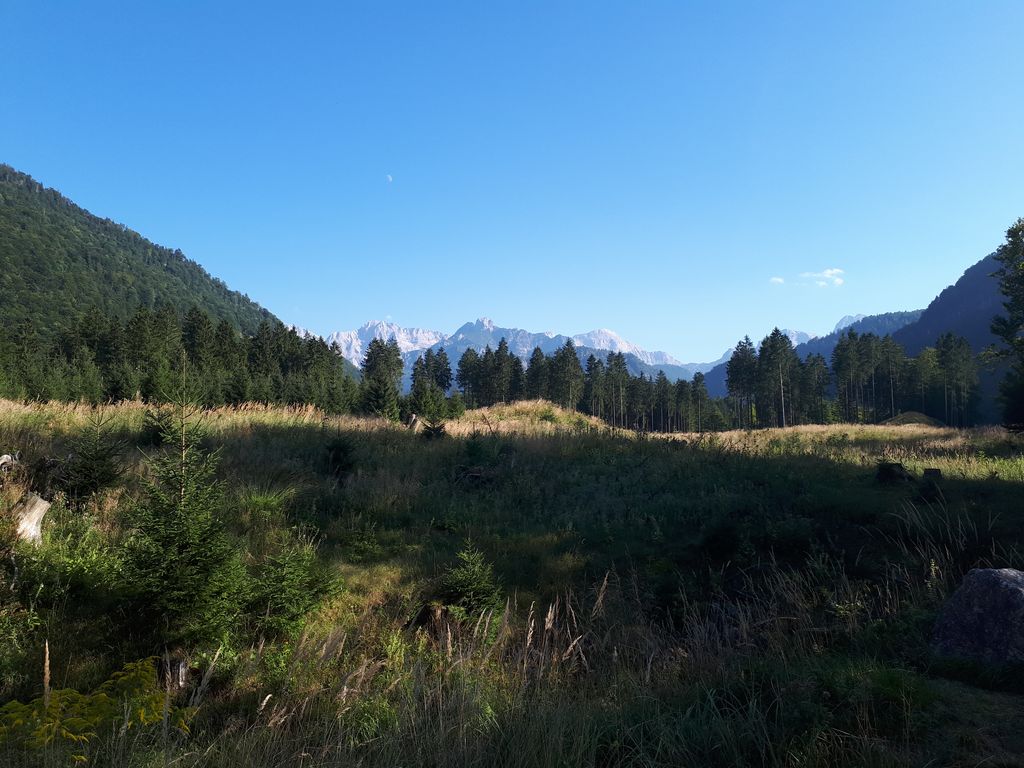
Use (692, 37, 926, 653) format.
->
(769, 276, 785, 285)
(800, 267, 845, 287)
(385, 174, 393, 183)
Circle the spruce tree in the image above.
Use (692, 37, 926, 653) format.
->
(991, 218, 1024, 426)
(457, 348, 481, 407)
(432, 348, 453, 392)
(122, 378, 245, 647)
(361, 337, 402, 420)
(525, 347, 550, 400)
(726, 337, 758, 428)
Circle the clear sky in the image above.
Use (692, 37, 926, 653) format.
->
(4, 1, 1024, 361)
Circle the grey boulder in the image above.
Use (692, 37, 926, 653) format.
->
(932, 568, 1024, 664)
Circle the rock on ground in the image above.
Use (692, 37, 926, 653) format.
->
(932, 568, 1024, 665)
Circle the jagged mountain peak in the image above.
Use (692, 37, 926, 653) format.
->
(324, 317, 730, 389)
(833, 314, 867, 333)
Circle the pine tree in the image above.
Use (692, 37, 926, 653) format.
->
(991, 218, 1024, 426)
(691, 372, 708, 432)
(361, 337, 403, 421)
(122, 378, 246, 647)
(432, 348, 453, 392)
(508, 355, 525, 401)
(456, 348, 481, 407)
(411, 351, 448, 422)
(492, 339, 515, 403)
(550, 340, 584, 411)
(726, 336, 758, 428)
(582, 355, 605, 418)
(524, 347, 550, 400)
(654, 371, 672, 432)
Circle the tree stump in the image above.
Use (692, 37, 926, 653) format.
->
(876, 461, 912, 484)
(13, 493, 51, 544)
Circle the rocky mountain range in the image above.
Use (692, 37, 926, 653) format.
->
(312, 318, 728, 389)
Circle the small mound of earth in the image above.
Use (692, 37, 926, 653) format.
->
(882, 411, 944, 427)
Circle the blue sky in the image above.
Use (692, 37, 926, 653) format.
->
(4, 1, 1024, 361)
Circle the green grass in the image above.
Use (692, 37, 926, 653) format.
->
(1, 398, 1024, 766)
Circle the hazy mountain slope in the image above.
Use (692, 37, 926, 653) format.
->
(0, 164, 275, 338)
(891, 254, 1001, 355)
(796, 311, 924, 360)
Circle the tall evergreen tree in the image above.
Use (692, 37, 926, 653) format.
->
(726, 336, 758, 428)
(456, 348, 481, 407)
(991, 218, 1024, 425)
(757, 329, 798, 427)
(432, 348, 453, 392)
(550, 340, 584, 411)
(524, 346, 550, 400)
(582, 355, 605, 418)
(691, 372, 709, 432)
(361, 337, 403, 421)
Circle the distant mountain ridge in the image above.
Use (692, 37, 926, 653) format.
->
(794, 310, 924, 360)
(317, 318, 728, 390)
(701, 310, 926, 397)
(891, 254, 1002, 355)
(0, 164, 275, 338)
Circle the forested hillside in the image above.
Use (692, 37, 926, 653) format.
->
(892, 254, 1002, 354)
(796, 310, 923, 359)
(0, 165, 274, 339)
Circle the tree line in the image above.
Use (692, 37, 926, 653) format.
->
(350, 329, 981, 431)
(0, 303, 988, 431)
(0, 306, 357, 413)
(725, 328, 980, 429)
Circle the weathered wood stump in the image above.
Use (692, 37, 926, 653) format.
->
(13, 493, 51, 544)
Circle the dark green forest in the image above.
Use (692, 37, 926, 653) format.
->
(0, 306, 357, 413)
(0, 165, 273, 340)
(0, 304, 993, 431)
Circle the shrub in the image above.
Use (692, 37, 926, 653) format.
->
(248, 533, 339, 637)
(61, 412, 126, 499)
(138, 406, 173, 447)
(324, 435, 356, 481)
(0, 657, 192, 762)
(437, 544, 503, 619)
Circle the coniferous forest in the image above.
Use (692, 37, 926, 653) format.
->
(0, 302, 983, 434)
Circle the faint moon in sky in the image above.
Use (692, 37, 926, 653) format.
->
(386, 174, 393, 183)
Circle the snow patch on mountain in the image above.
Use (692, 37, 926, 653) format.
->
(325, 318, 698, 375)
(325, 320, 448, 364)
(779, 329, 816, 347)
(833, 314, 867, 333)
(572, 329, 683, 366)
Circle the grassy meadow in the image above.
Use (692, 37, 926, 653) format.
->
(2, 397, 1024, 766)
